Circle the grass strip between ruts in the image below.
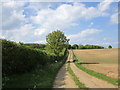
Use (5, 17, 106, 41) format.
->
(67, 62, 87, 88)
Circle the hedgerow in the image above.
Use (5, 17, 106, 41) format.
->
(2, 39, 67, 77)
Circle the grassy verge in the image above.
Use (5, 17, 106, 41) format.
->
(71, 50, 119, 86)
(75, 62, 118, 85)
(67, 63, 87, 88)
(3, 52, 68, 89)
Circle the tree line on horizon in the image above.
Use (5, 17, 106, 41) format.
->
(23, 43, 106, 50)
(22, 43, 112, 50)
(68, 44, 105, 49)
(5, 29, 112, 50)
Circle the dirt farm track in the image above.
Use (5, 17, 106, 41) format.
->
(53, 49, 118, 88)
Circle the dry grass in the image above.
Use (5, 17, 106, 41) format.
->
(73, 48, 119, 79)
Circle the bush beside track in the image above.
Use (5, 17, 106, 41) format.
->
(2, 39, 68, 76)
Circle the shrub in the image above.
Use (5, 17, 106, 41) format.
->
(108, 45, 112, 48)
(2, 39, 68, 77)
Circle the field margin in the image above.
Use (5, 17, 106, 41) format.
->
(72, 50, 119, 86)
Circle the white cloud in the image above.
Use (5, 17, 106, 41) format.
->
(79, 29, 102, 37)
(27, 2, 52, 11)
(30, 1, 110, 36)
(2, 1, 27, 30)
(98, 0, 113, 11)
(34, 28, 47, 36)
(1, 1, 115, 44)
(67, 28, 102, 43)
(70, 23, 79, 26)
(111, 41, 120, 45)
(0, 35, 5, 39)
(96, 41, 119, 47)
(34, 40, 46, 44)
(103, 37, 110, 41)
(2, 24, 36, 42)
(110, 13, 118, 24)
(101, 42, 111, 45)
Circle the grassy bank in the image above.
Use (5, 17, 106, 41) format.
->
(75, 62, 118, 85)
(3, 52, 68, 88)
(71, 50, 119, 86)
(67, 63, 87, 88)
(2, 39, 68, 88)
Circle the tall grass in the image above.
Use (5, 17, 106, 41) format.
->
(3, 56, 68, 88)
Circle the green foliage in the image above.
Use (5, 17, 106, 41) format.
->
(3, 40, 46, 76)
(68, 44, 72, 49)
(78, 45, 85, 49)
(24, 43, 46, 50)
(72, 50, 77, 60)
(2, 39, 68, 77)
(46, 30, 69, 56)
(3, 51, 68, 88)
(108, 45, 112, 48)
(69, 44, 104, 49)
(72, 44, 79, 49)
(79, 44, 104, 49)
(19, 42, 24, 45)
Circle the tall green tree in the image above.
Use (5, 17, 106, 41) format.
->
(78, 45, 84, 49)
(46, 30, 69, 56)
(68, 44, 72, 49)
(72, 44, 79, 49)
(108, 45, 112, 48)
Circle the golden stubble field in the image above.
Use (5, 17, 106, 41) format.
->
(73, 48, 119, 79)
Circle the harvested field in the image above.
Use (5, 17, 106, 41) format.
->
(73, 48, 119, 79)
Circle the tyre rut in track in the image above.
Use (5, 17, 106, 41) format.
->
(53, 53, 78, 88)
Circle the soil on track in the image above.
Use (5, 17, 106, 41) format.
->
(53, 54, 78, 88)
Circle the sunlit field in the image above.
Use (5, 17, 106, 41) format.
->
(73, 48, 118, 79)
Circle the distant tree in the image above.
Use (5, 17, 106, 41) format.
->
(32, 44, 40, 48)
(39, 44, 46, 49)
(68, 44, 72, 49)
(24, 43, 46, 49)
(72, 44, 79, 49)
(108, 45, 112, 48)
(46, 30, 69, 56)
(71, 45, 75, 49)
(19, 42, 24, 45)
(85, 44, 91, 49)
(78, 45, 84, 49)
(78, 44, 104, 49)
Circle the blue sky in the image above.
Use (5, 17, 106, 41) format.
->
(0, 1, 118, 48)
